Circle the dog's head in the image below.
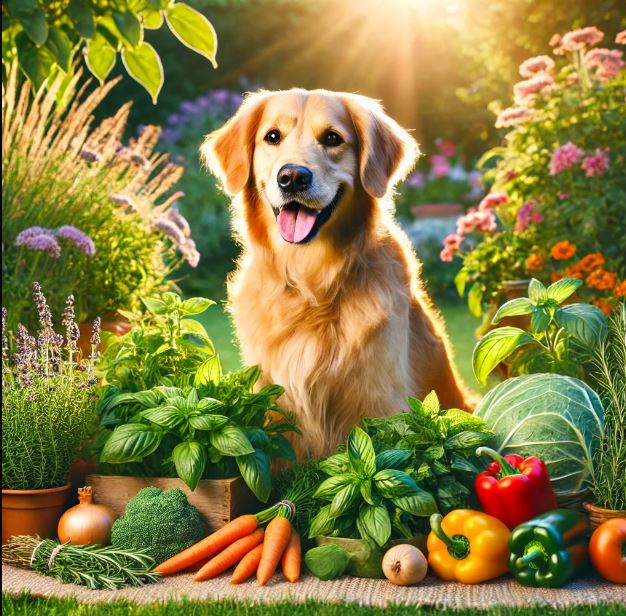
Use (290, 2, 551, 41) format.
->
(202, 89, 418, 246)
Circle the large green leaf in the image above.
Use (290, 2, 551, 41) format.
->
(347, 426, 376, 478)
(555, 304, 607, 347)
(113, 10, 142, 47)
(10, 0, 49, 45)
(546, 278, 582, 304)
(180, 297, 215, 316)
(308, 505, 335, 538)
(236, 448, 272, 502)
(357, 504, 391, 547)
(121, 42, 163, 104)
(319, 453, 350, 475)
(472, 327, 535, 384)
(314, 475, 354, 500)
(392, 487, 438, 516)
(374, 449, 411, 471)
(454, 268, 468, 297)
(141, 405, 183, 429)
(528, 278, 548, 303)
(85, 33, 116, 84)
(142, 7, 164, 29)
(15, 32, 55, 91)
(100, 424, 162, 463)
(329, 481, 360, 518)
(69, 0, 95, 37)
(492, 297, 535, 323)
(44, 28, 72, 71)
(467, 283, 483, 318)
(195, 355, 222, 386)
(268, 434, 296, 461)
(210, 424, 255, 456)
(172, 441, 206, 491)
(373, 469, 418, 498)
(188, 413, 229, 430)
(165, 2, 217, 67)
(530, 307, 551, 333)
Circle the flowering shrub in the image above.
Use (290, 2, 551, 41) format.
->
(447, 26, 626, 317)
(2, 63, 196, 330)
(396, 139, 482, 219)
(2, 284, 98, 490)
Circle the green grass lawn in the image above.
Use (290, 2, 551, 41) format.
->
(194, 297, 481, 391)
(4, 594, 626, 616)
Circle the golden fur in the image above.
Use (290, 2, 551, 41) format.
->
(202, 89, 472, 458)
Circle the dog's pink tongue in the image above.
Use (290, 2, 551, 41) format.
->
(277, 206, 317, 243)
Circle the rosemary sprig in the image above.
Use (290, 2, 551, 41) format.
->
(2, 535, 161, 590)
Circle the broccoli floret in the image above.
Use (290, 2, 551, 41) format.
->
(111, 487, 209, 564)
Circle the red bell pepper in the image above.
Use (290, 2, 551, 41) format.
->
(474, 447, 558, 530)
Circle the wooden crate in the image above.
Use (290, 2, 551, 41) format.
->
(86, 474, 261, 531)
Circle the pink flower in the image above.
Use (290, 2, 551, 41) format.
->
(430, 154, 450, 178)
(436, 139, 456, 158)
(443, 233, 463, 250)
(616, 30, 626, 45)
(549, 142, 584, 175)
(519, 55, 555, 77)
(561, 27, 604, 52)
(550, 33, 565, 55)
(440, 246, 455, 262)
(513, 72, 555, 105)
(558, 192, 570, 200)
(456, 208, 497, 235)
(478, 192, 508, 212)
(406, 171, 425, 189)
(495, 106, 534, 128)
(581, 149, 610, 177)
(505, 169, 518, 181)
(584, 48, 625, 80)
(515, 201, 543, 233)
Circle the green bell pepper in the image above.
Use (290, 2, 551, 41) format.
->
(509, 509, 590, 588)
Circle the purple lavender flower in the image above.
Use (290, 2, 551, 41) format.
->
(153, 217, 187, 246)
(166, 208, 192, 238)
(32, 283, 54, 334)
(109, 194, 136, 208)
(167, 113, 182, 126)
(62, 295, 80, 352)
(180, 238, 200, 268)
(57, 225, 96, 257)
(16, 228, 61, 258)
(80, 147, 100, 162)
(90, 317, 101, 347)
(14, 323, 38, 385)
(180, 100, 199, 115)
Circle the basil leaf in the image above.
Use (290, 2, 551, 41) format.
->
(308, 505, 335, 539)
(180, 297, 215, 316)
(392, 487, 438, 516)
(375, 449, 412, 471)
(357, 504, 391, 547)
(172, 441, 206, 491)
(188, 414, 229, 431)
(245, 428, 270, 450)
(195, 355, 222, 386)
(360, 479, 374, 505)
(547, 278, 582, 304)
(319, 452, 350, 475)
(210, 424, 255, 456)
(373, 469, 419, 498)
(472, 327, 535, 384)
(314, 475, 354, 500)
(347, 426, 376, 478)
(196, 397, 224, 412)
(329, 482, 360, 518)
(236, 448, 271, 503)
(555, 304, 608, 347)
(100, 424, 162, 463)
(528, 278, 548, 303)
(268, 434, 296, 461)
(140, 406, 182, 429)
(492, 297, 535, 323)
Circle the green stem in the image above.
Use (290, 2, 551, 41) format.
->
(476, 447, 519, 477)
(429, 514, 470, 560)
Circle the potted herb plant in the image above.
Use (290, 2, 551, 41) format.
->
(1, 284, 99, 543)
(586, 301, 626, 526)
(88, 292, 298, 529)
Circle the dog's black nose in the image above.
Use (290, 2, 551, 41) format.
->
(277, 164, 313, 193)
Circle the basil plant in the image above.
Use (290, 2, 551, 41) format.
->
(473, 278, 607, 384)
(308, 427, 438, 547)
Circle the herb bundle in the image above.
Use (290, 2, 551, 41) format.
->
(2, 536, 160, 590)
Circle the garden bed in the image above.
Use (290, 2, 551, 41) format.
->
(3, 565, 624, 609)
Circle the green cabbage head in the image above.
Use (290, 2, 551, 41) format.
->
(475, 374, 604, 494)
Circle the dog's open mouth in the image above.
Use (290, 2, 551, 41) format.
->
(275, 188, 342, 244)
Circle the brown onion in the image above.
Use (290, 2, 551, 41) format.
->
(58, 486, 117, 545)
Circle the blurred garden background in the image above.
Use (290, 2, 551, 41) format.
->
(3, 0, 625, 390)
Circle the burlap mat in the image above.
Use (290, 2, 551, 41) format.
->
(3, 564, 625, 608)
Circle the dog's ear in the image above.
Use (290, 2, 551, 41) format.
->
(343, 94, 419, 199)
(201, 91, 270, 195)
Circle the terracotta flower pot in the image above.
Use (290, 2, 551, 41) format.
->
(77, 313, 131, 357)
(584, 502, 626, 529)
(2, 483, 72, 544)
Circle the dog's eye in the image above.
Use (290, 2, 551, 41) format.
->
(322, 130, 343, 147)
(264, 129, 281, 145)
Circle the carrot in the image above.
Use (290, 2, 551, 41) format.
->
(230, 542, 264, 584)
(184, 558, 210, 573)
(256, 516, 292, 586)
(154, 514, 258, 575)
(280, 530, 301, 583)
(194, 529, 265, 582)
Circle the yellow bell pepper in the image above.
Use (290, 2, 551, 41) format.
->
(427, 509, 511, 584)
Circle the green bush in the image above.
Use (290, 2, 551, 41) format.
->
(2, 63, 195, 330)
(2, 285, 98, 490)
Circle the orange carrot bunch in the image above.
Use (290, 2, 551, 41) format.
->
(154, 501, 302, 585)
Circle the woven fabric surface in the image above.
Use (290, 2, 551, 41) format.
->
(3, 565, 625, 608)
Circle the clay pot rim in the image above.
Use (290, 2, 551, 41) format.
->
(2, 483, 72, 496)
(583, 501, 626, 515)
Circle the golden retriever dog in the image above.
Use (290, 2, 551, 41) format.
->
(202, 89, 472, 458)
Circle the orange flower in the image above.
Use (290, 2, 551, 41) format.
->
(526, 253, 545, 272)
(592, 298, 613, 316)
(566, 264, 585, 279)
(615, 280, 626, 298)
(577, 253, 605, 273)
(551, 271, 564, 282)
(586, 269, 617, 291)
(550, 241, 577, 260)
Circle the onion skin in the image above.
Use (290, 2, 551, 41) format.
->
(58, 486, 117, 545)
(382, 544, 428, 586)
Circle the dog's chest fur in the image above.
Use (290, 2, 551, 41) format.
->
(227, 241, 414, 457)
